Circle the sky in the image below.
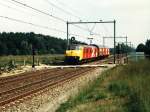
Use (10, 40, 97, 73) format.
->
(0, 0, 150, 48)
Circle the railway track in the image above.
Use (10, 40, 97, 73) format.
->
(90, 54, 127, 65)
(0, 67, 96, 108)
(0, 54, 126, 109)
(0, 68, 73, 92)
(84, 55, 114, 65)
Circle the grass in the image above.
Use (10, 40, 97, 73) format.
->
(0, 54, 64, 65)
(108, 80, 130, 97)
(0, 54, 64, 73)
(56, 59, 150, 112)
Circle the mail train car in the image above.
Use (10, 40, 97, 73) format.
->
(65, 44, 110, 63)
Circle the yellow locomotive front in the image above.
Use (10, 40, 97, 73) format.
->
(65, 45, 83, 63)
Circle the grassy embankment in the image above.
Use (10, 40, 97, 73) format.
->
(56, 60, 150, 112)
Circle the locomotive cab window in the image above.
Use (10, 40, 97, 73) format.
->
(69, 45, 81, 50)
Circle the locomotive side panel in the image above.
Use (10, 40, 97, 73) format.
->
(82, 46, 98, 60)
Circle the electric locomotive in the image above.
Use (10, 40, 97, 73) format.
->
(65, 44, 110, 64)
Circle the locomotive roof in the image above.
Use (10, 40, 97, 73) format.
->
(72, 44, 109, 48)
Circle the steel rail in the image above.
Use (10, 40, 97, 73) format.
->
(0, 68, 94, 106)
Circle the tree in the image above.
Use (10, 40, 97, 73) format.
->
(116, 43, 134, 54)
(50, 48, 56, 54)
(145, 40, 150, 58)
(136, 43, 145, 52)
(20, 40, 30, 55)
(0, 41, 8, 55)
(0, 32, 67, 55)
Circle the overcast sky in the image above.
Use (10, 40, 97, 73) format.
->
(0, 0, 150, 47)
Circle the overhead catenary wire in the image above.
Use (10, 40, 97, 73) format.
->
(0, 15, 86, 38)
(0, 0, 56, 25)
(101, 24, 112, 36)
(87, 23, 97, 35)
(3, 0, 101, 40)
(53, 0, 91, 30)
(0, 1, 41, 19)
(44, 0, 81, 20)
(8, 0, 100, 36)
(8, 0, 94, 34)
(54, 0, 90, 23)
(4, 0, 29, 10)
(0, 15, 66, 33)
(54, 0, 91, 29)
(12, 0, 97, 33)
(9, 0, 66, 22)
(0, 2, 22, 13)
(54, 0, 81, 16)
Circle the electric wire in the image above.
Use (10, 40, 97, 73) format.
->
(101, 24, 112, 36)
(0, 15, 86, 37)
(3, 0, 100, 39)
(0, 1, 55, 25)
(52, 0, 91, 32)
(4, 0, 29, 10)
(0, 15, 66, 33)
(9, 0, 93, 34)
(54, 0, 80, 16)
(44, 0, 81, 20)
(0, 1, 40, 18)
(45, 0, 93, 33)
(9, 0, 66, 22)
(0, 2, 22, 13)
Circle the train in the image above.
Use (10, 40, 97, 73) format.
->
(65, 44, 110, 64)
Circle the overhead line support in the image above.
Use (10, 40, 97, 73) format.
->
(114, 20, 116, 64)
(67, 20, 116, 64)
(68, 21, 114, 24)
(67, 21, 69, 50)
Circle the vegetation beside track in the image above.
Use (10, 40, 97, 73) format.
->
(56, 60, 150, 112)
(0, 54, 64, 74)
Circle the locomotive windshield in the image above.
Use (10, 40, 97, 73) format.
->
(69, 45, 80, 50)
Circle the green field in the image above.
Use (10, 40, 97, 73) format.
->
(0, 54, 64, 72)
(56, 60, 150, 112)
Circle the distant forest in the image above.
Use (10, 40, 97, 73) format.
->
(0, 32, 67, 55)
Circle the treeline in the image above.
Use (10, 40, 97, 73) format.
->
(136, 39, 150, 57)
(116, 43, 134, 54)
(0, 32, 67, 55)
(108, 43, 134, 54)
